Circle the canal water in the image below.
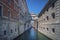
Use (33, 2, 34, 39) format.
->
(14, 28, 52, 40)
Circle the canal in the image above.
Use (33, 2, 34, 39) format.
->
(14, 28, 52, 40)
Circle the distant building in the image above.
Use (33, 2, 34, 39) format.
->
(0, 0, 32, 40)
(31, 14, 38, 29)
(31, 14, 38, 21)
(38, 0, 60, 40)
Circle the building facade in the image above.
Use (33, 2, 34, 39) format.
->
(0, 0, 32, 40)
(38, 0, 60, 40)
(18, 0, 32, 35)
(31, 14, 38, 29)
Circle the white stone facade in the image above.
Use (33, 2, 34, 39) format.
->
(0, 0, 32, 40)
(38, 0, 60, 40)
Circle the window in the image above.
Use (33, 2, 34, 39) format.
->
(46, 16, 49, 20)
(47, 9, 48, 11)
(52, 13, 55, 19)
(52, 28, 55, 33)
(47, 28, 48, 31)
(8, 9, 11, 18)
(4, 30, 6, 35)
(0, 6, 2, 16)
(11, 29, 13, 33)
(52, 3, 55, 8)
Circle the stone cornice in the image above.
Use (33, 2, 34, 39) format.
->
(38, 0, 57, 17)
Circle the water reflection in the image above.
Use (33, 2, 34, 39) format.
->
(29, 28, 38, 40)
(14, 28, 51, 40)
(30, 28, 36, 37)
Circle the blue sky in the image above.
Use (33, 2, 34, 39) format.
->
(26, 0, 48, 15)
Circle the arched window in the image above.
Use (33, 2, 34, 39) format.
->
(52, 13, 55, 19)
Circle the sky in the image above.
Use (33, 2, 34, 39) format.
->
(26, 0, 48, 15)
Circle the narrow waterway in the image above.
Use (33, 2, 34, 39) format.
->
(14, 28, 52, 40)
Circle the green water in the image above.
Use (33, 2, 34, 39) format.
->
(14, 28, 52, 40)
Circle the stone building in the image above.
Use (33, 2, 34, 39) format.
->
(18, 0, 32, 35)
(0, 0, 32, 40)
(31, 14, 38, 29)
(38, 0, 60, 40)
(33, 20, 38, 29)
